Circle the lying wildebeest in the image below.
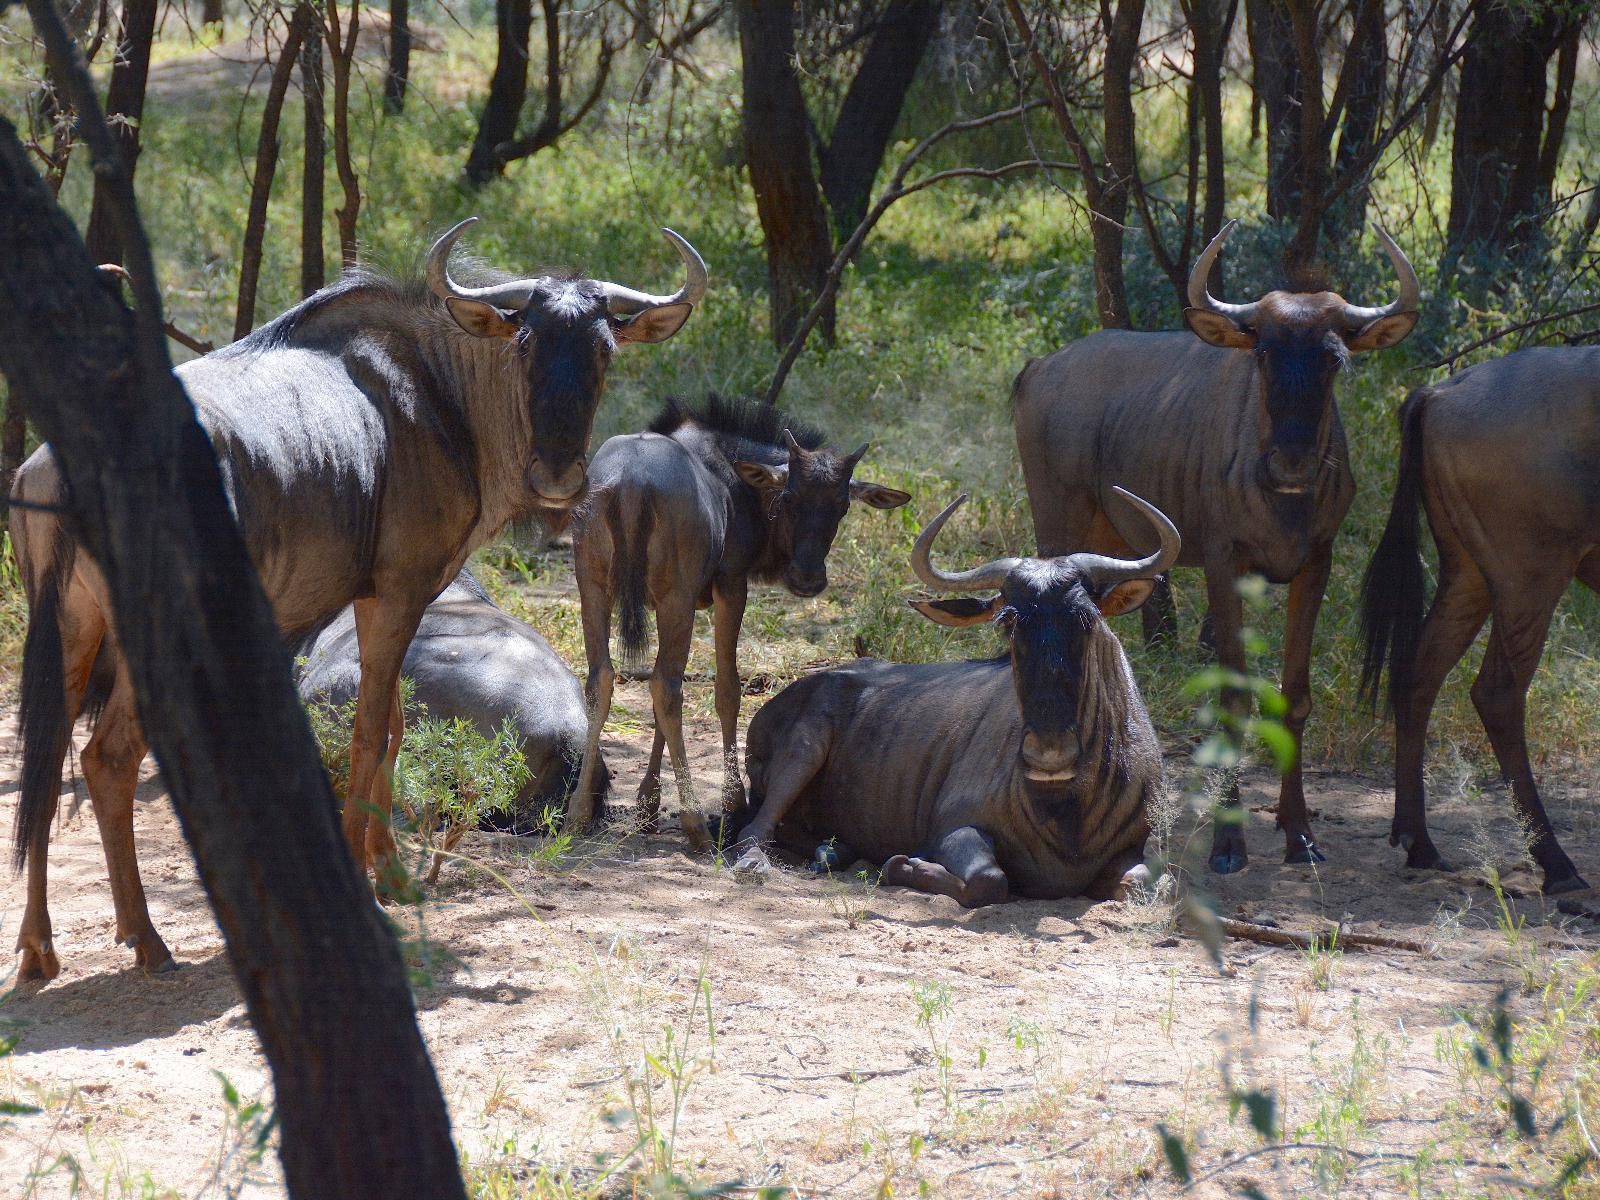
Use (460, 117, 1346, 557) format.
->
(1360, 347, 1599, 894)
(1013, 219, 1419, 875)
(567, 395, 910, 848)
(296, 567, 606, 833)
(728, 487, 1178, 905)
(11, 218, 702, 979)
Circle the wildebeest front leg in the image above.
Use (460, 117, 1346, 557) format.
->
(712, 577, 748, 814)
(347, 595, 425, 892)
(1277, 546, 1332, 865)
(1202, 555, 1250, 875)
(882, 826, 1009, 908)
(82, 659, 174, 972)
(570, 570, 614, 835)
(652, 597, 711, 851)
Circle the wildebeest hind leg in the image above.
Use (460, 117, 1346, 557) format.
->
(712, 578, 748, 813)
(1201, 557, 1250, 874)
(651, 598, 711, 852)
(348, 594, 426, 894)
(636, 728, 665, 831)
(882, 826, 1008, 908)
(570, 570, 614, 835)
(1276, 547, 1332, 865)
(81, 660, 174, 972)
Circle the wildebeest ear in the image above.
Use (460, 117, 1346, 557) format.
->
(1183, 308, 1256, 350)
(446, 297, 520, 340)
(735, 460, 788, 491)
(909, 595, 1004, 627)
(1344, 311, 1418, 353)
(614, 302, 694, 345)
(1095, 578, 1156, 617)
(850, 481, 912, 510)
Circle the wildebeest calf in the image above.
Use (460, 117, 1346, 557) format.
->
(1360, 346, 1599, 893)
(729, 487, 1179, 906)
(567, 395, 910, 848)
(296, 568, 607, 834)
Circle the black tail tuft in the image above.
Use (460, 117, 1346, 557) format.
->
(14, 536, 77, 872)
(1359, 390, 1430, 714)
(608, 500, 654, 668)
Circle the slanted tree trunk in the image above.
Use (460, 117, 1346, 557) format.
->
(327, 0, 361, 265)
(817, 0, 941, 243)
(384, 0, 409, 112)
(301, 1, 326, 295)
(4, 4, 470, 1195)
(465, 0, 531, 185)
(235, 7, 309, 339)
(1244, 0, 1302, 222)
(83, 0, 158, 264)
(736, 0, 834, 346)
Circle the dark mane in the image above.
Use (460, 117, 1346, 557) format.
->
(647, 393, 827, 450)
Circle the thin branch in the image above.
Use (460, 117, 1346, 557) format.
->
(1004, 0, 1103, 210)
(1425, 301, 1600, 370)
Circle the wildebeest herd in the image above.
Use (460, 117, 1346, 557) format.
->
(8, 216, 1596, 982)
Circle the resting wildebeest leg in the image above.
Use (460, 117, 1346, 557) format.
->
(80, 659, 174, 972)
(712, 577, 748, 812)
(649, 595, 711, 851)
(1086, 851, 1152, 902)
(882, 827, 1009, 908)
(570, 568, 615, 834)
(1472, 578, 1588, 892)
(1203, 551, 1250, 874)
(1392, 555, 1490, 871)
(729, 722, 832, 872)
(1276, 545, 1333, 864)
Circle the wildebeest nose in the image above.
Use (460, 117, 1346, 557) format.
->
(785, 568, 827, 598)
(1266, 447, 1318, 490)
(1021, 729, 1080, 774)
(528, 455, 587, 504)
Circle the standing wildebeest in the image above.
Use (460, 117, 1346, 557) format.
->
(296, 568, 606, 833)
(10, 218, 703, 979)
(1013, 219, 1420, 874)
(566, 395, 911, 848)
(729, 486, 1179, 906)
(1360, 347, 1599, 894)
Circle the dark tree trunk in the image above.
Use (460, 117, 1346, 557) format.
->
(465, 0, 531, 185)
(1447, 0, 1578, 258)
(1093, 0, 1144, 330)
(492, 0, 618, 170)
(328, 0, 361, 266)
(817, 0, 940, 243)
(5, 5, 471, 1195)
(301, 2, 326, 296)
(202, 0, 223, 29)
(1280, 0, 1327, 271)
(235, 7, 308, 340)
(1323, 0, 1386, 244)
(736, 0, 834, 346)
(1244, 0, 1302, 222)
(1, 387, 25, 515)
(83, 0, 158, 264)
(384, 0, 410, 113)
(1189, 0, 1236, 290)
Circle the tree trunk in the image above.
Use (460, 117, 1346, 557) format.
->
(301, 3, 326, 296)
(5, 6, 471, 1195)
(1244, 0, 1302, 222)
(328, 0, 361, 266)
(1281, 0, 1327, 272)
(1188, 0, 1235, 291)
(1, 387, 25, 516)
(736, 0, 834, 346)
(1093, 0, 1144, 330)
(235, 7, 308, 340)
(83, 0, 158, 264)
(1322, 0, 1386, 244)
(1446, 0, 1577, 259)
(202, 0, 223, 30)
(384, 0, 409, 113)
(465, 0, 531, 185)
(817, 0, 940, 243)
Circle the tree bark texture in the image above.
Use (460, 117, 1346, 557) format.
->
(1094, 0, 1144, 330)
(817, 0, 940, 243)
(301, 3, 326, 296)
(235, 7, 309, 340)
(4, 9, 470, 1195)
(1322, 0, 1386, 244)
(83, 0, 158, 264)
(1244, 0, 1302, 223)
(465, 0, 531, 185)
(1447, 0, 1579, 258)
(202, 0, 223, 28)
(384, 0, 410, 112)
(1187, 0, 1235, 291)
(737, 0, 834, 346)
(328, 0, 361, 266)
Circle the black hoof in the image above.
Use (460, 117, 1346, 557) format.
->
(1405, 847, 1451, 872)
(1543, 872, 1590, 896)
(1284, 837, 1327, 865)
(1209, 850, 1248, 875)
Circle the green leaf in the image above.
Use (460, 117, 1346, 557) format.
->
(1510, 1095, 1536, 1139)
(1155, 1123, 1191, 1183)
(1253, 721, 1298, 773)
(0, 1100, 43, 1116)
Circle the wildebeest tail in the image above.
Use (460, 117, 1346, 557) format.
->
(1359, 389, 1429, 714)
(14, 534, 77, 871)
(607, 499, 654, 669)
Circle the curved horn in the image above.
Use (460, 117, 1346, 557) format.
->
(1187, 218, 1260, 325)
(1068, 486, 1181, 590)
(425, 217, 543, 311)
(910, 495, 1022, 593)
(600, 228, 708, 316)
(782, 428, 805, 456)
(1340, 223, 1421, 328)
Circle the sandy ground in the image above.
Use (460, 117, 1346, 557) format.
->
(2, 697, 1597, 1199)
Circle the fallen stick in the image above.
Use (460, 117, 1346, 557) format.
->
(1207, 916, 1429, 955)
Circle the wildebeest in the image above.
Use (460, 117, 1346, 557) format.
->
(1359, 347, 1599, 894)
(10, 219, 703, 979)
(1013, 219, 1419, 875)
(296, 567, 606, 833)
(566, 395, 911, 848)
(728, 487, 1178, 905)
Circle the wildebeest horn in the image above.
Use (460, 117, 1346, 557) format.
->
(910, 495, 1021, 593)
(782, 429, 804, 455)
(425, 217, 544, 311)
(1067, 486, 1181, 589)
(1187, 218, 1260, 326)
(599, 228, 708, 316)
(1339, 224, 1421, 329)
